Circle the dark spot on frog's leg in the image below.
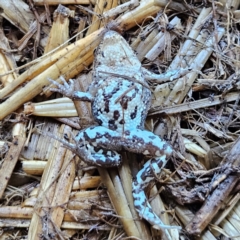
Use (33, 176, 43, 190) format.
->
(136, 198, 148, 210)
(132, 135, 144, 144)
(93, 146, 102, 153)
(133, 196, 141, 201)
(108, 119, 117, 130)
(96, 119, 103, 125)
(149, 135, 156, 140)
(130, 91, 137, 100)
(119, 119, 125, 124)
(103, 132, 111, 138)
(139, 172, 148, 181)
(111, 82, 121, 95)
(95, 132, 102, 138)
(155, 158, 163, 168)
(125, 130, 130, 136)
(112, 87, 119, 94)
(104, 101, 110, 112)
(97, 108, 103, 114)
(83, 132, 91, 141)
(103, 94, 110, 112)
(95, 152, 122, 167)
(148, 208, 154, 214)
(130, 106, 138, 119)
(113, 110, 120, 120)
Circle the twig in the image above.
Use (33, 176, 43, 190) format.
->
(185, 137, 240, 235)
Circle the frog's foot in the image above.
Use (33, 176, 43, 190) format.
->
(48, 76, 93, 101)
(74, 126, 122, 167)
(132, 157, 181, 230)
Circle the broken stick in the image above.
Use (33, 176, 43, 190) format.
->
(185, 137, 240, 235)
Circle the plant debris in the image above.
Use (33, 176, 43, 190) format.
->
(1, 0, 240, 239)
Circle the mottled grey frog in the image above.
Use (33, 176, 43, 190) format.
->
(49, 30, 187, 230)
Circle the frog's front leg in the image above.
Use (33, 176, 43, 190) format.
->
(142, 66, 191, 83)
(48, 76, 94, 102)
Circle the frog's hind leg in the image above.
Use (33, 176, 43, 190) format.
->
(132, 156, 181, 230)
(125, 129, 181, 230)
(80, 146, 122, 168)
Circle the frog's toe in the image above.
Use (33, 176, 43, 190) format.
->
(48, 76, 75, 97)
(48, 77, 62, 90)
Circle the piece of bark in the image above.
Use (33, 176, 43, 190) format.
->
(175, 206, 216, 239)
(163, 183, 208, 205)
(73, 75, 92, 124)
(0, 136, 26, 198)
(185, 137, 240, 235)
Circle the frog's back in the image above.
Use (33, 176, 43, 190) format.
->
(91, 31, 151, 133)
(92, 77, 151, 132)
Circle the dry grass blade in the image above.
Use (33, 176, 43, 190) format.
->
(28, 125, 71, 239)
(44, 5, 73, 54)
(48, 151, 77, 230)
(0, 29, 103, 120)
(33, 0, 94, 4)
(151, 92, 240, 115)
(98, 168, 143, 239)
(118, 156, 152, 239)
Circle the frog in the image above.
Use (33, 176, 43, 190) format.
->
(48, 30, 187, 231)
